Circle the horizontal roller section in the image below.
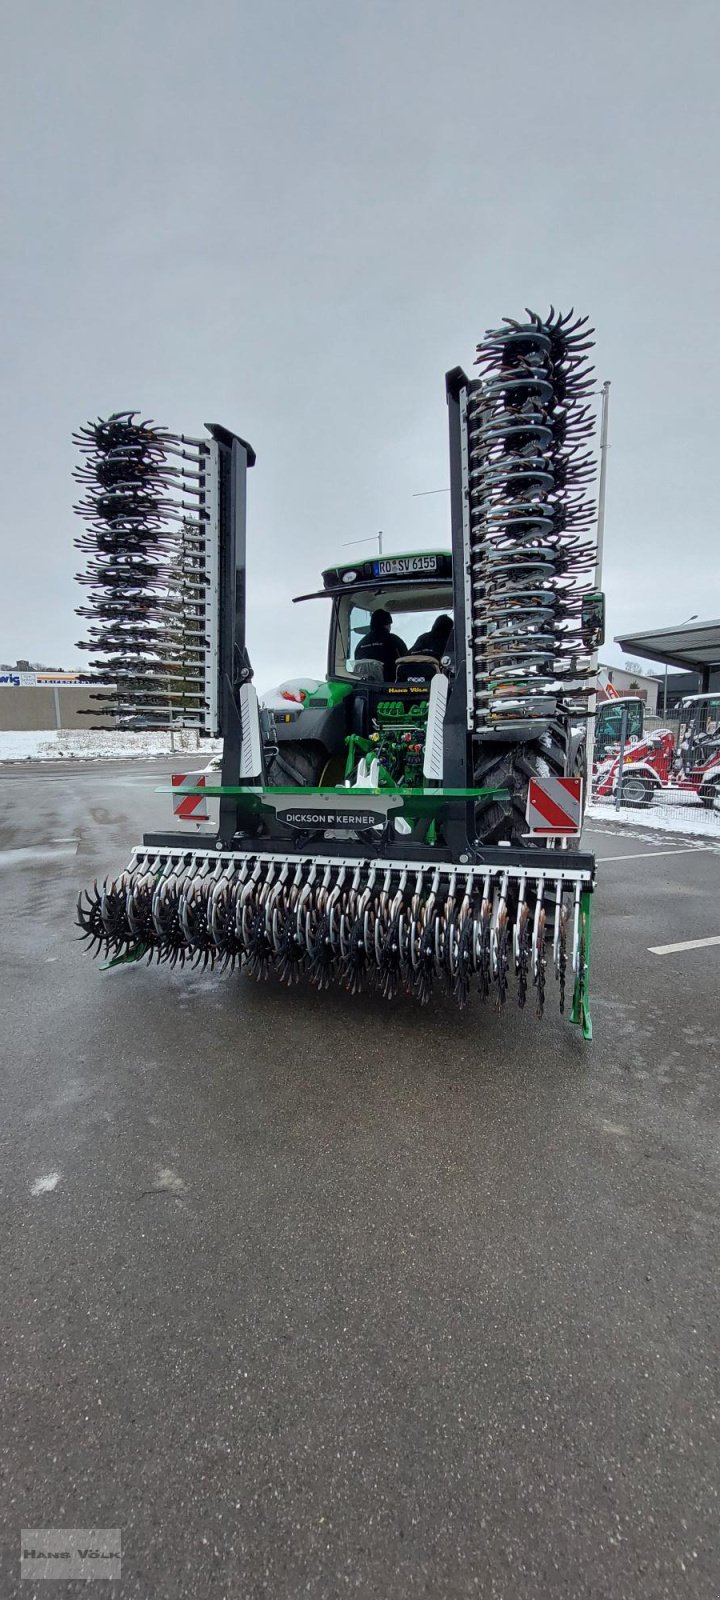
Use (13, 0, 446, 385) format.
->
(77, 847, 594, 1020)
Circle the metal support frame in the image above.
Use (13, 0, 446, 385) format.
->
(201, 425, 256, 845)
(201, 442, 221, 735)
(586, 380, 611, 777)
(570, 887, 593, 1039)
(443, 368, 477, 853)
(444, 369, 472, 786)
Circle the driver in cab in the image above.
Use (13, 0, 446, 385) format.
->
(354, 609, 408, 680)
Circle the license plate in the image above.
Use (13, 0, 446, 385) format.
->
(374, 556, 438, 577)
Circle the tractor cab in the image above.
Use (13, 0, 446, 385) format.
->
(675, 693, 720, 774)
(295, 551, 454, 680)
(594, 695, 644, 762)
(282, 552, 456, 780)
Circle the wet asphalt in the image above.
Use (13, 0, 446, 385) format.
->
(1, 760, 719, 1599)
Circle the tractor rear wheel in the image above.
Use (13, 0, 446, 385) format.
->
(265, 741, 326, 788)
(473, 739, 567, 846)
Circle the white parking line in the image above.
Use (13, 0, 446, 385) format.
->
(649, 935, 720, 956)
(597, 846, 716, 862)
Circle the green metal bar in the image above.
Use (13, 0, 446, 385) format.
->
(343, 733, 374, 780)
(102, 943, 147, 970)
(157, 781, 511, 822)
(570, 889, 593, 1041)
(158, 783, 510, 800)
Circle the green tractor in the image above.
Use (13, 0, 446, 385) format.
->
(262, 547, 588, 846)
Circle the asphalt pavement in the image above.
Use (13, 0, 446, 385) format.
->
(1, 760, 719, 1599)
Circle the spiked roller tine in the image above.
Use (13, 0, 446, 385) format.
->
(413, 869, 441, 1005)
(373, 868, 393, 970)
(377, 870, 409, 1001)
(126, 873, 157, 948)
(245, 861, 282, 981)
(307, 866, 338, 990)
(276, 863, 310, 986)
(238, 861, 263, 948)
(270, 862, 295, 956)
(297, 864, 319, 960)
(324, 867, 348, 973)
(436, 871, 453, 992)
(449, 873, 473, 1009)
(557, 891, 569, 1014)
(343, 913, 368, 995)
(207, 861, 237, 967)
(532, 880, 547, 1018)
(151, 861, 189, 965)
(472, 874, 489, 1004)
(180, 865, 218, 970)
(514, 876, 531, 1011)
(100, 876, 134, 954)
(342, 864, 371, 988)
(245, 902, 275, 981)
(453, 911, 475, 1009)
(76, 884, 108, 956)
(491, 873, 510, 1012)
(407, 872, 422, 980)
(267, 863, 290, 930)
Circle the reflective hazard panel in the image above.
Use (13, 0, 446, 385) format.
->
(526, 775, 583, 835)
(172, 772, 209, 822)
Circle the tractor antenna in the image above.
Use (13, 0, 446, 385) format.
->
(342, 531, 384, 556)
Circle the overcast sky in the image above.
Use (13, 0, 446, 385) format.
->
(1, 0, 719, 686)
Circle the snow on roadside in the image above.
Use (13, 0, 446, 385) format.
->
(0, 729, 222, 763)
(587, 799, 720, 838)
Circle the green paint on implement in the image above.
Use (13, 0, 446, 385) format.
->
(158, 782, 510, 820)
(570, 889, 593, 1041)
(102, 943, 148, 970)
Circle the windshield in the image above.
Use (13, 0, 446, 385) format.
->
(678, 696, 720, 739)
(596, 700, 643, 755)
(332, 586, 454, 680)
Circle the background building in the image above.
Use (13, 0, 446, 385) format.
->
(598, 662, 659, 713)
(0, 660, 105, 730)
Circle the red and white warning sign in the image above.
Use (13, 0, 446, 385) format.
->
(526, 775, 583, 836)
(172, 771, 209, 822)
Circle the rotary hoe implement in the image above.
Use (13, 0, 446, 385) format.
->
(75, 309, 603, 1037)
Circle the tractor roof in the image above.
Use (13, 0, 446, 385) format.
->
(319, 550, 452, 593)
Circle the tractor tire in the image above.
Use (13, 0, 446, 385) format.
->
(265, 740, 326, 788)
(619, 774, 655, 808)
(473, 739, 567, 846)
(699, 781, 719, 811)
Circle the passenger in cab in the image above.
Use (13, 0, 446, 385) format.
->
(410, 613, 453, 660)
(354, 609, 408, 680)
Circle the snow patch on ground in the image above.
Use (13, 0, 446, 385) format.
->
(587, 799, 720, 838)
(0, 730, 222, 763)
(31, 1172, 61, 1195)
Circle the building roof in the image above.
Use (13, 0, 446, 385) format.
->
(599, 661, 658, 684)
(614, 619, 720, 673)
